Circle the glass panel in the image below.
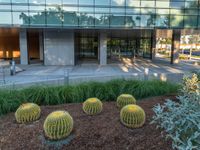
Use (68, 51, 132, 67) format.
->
(0, 0, 11, 3)
(95, 7, 109, 13)
(0, 11, 11, 24)
(63, 6, 78, 12)
(79, 7, 93, 13)
(141, 8, 155, 14)
(141, 1, 155, 7)
(79, 13, 94, 27)
(79, 0, 93, 5)
(29, 0, 45, 4)
(12, 5, 28, 11)
(111, 8, 125, 14)
(12, 11, 29, 25)
(185, 9, 198, 15)
(170, 2, 185, 8)
(12, 0, 28, 3)
(156, 9, 169, 15)
(63, 12, 78, 26)
(46, 0, 62, 5)
(95, 0, 110, 6)
(141, 14, 155, 27)
(125, 15, 140, 27)
(46, 11, 62, 26)
(95, 14, 109, 27)
(29, 5, 45, 11)
(126, 0, 140, 7)
(170, 9, 184, 15)
(156, 15, 169, 27)
(110, 15, 125, 27)
(170, 15, 184, 28)
(0, 4, 11, 10)
(184, 15, 198, 28)
(111, 0, 125, 6)
(140, 39, 151, 58)
(156, 1, 170, 8)
(63, 0, 78, 5)
(185, 0, 198, 8)
(29, 11, 46, 26)
(126, 8, 140, 14)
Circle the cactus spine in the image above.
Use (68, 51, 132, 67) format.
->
(117, 94, 136, 108)
(83, 98, 103, 115)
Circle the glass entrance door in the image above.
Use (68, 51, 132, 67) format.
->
(107, 38, 136, 62)
(139, 39, 152, 58)
(77, 36, 99, 63)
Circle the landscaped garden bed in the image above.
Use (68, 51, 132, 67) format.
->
(0, 95, 175, 150)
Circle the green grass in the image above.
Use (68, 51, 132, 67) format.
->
(0, 79, 180, 116)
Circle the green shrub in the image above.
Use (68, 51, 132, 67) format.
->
(15, 103, 41, 123)
(120, 104, 146, 128)
(82, 98, 103, 115)
(43, 111, 73, 140)
(0, 79, 179, 116)
(117, 94, 136, 108)
(152, 73, 200, 150)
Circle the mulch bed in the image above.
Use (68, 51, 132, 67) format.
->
(0, 95, 176, 150)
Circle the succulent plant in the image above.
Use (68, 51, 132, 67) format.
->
(83, 98, 103, 115)
(43, 111, 73, 140)
(120, 104, 145, 128)
(15, 103, 41, 123)
(117, 94, 136, 108)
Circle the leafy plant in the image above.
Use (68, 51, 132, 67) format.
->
(152, 73, 200, 150)
(0, 79, 179, 116)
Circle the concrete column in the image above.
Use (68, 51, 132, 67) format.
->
(151, 30, 156, 60)
(39, 32, 44, 61)
(19, 29, 28, 65)
(99, 33, 107, 65)
(171, 30, 181, 64)
(44, 30, 75, 66)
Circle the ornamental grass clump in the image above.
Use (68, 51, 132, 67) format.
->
(120, 104, 145, 128)
(117, 94, 136, 108)
(82, 98, 103, 115)
(152, 73, 200, 150)
(15, 103, 41, 123)
(43, 111, 73, 140)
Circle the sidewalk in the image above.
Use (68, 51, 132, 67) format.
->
(0, 58, 199, 88)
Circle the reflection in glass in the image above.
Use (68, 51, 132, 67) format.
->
(170, 15, 183, 28)
(29, 0, 45, 4)
(184, 15, 197, 28)
(95, 14, 109, 27)
(126, 0, 140, 7)
(12, 0, 28, 3)
(79, 13, 94, 27)
(12, 11, 29, 25)
(111, 0, 125, 6)
(79, 0, 93, 5)
(63, 0, 78, 5)
(141, 15, 155, 27)
(63, 11, 78, 26)
(125, 15, 140, 27)
(29, 12, 45, 26)
(110, 15, 125, 27)
(155, 15, 169, 27)
(0, 12, 12, 24)
(95, 0, 110, 6)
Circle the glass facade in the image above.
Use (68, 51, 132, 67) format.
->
(0, 0, 199, 28)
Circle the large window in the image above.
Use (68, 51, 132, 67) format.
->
(0, 0, 200, 29)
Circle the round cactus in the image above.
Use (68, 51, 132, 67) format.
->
(15, 103, 41, 123)
(117, 94, 136, 108)
(120, 104, 145, 128)
(43, 111, 73, 140)
(83, 98, 103, 115)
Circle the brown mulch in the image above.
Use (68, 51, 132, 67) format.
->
(0, 95, 176, 150)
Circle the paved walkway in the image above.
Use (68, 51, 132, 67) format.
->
(0, 58, 199, 88)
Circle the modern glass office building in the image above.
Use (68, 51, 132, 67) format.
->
(0, 0, 199, 65)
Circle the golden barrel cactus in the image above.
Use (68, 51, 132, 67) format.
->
(15, 103, 41, 123)
(83, 98, 103, 115)
(120, 104, 145, 128)
(43, 111, 73, 140)
(117, 94, 136, 108)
